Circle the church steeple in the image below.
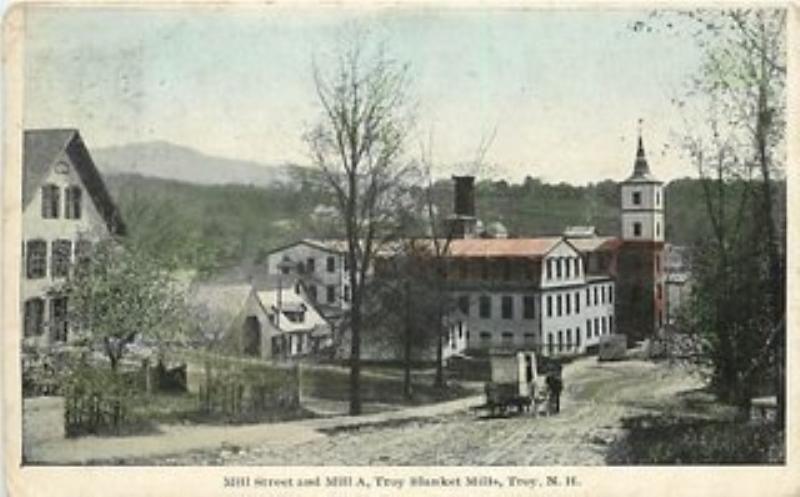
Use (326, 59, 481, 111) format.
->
(627, 120, 656, 181)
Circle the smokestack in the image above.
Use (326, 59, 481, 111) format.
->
(452, 175, 475, 217)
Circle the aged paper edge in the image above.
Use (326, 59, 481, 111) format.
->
(2, 1, 798, 497)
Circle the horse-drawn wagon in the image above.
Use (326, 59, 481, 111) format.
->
(477, 350, 545, 416)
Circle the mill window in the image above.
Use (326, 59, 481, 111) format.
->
(501, 296, 513, 320)
(479, 296, 491, 319)
(523, 296, 535, 319)
(458, 295, 470, 315)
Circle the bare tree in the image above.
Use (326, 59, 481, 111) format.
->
(305, 39, 414, 415)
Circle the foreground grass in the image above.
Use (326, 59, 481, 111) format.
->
(605, 379, 785, 465)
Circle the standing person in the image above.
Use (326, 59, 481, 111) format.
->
(546, 372, 564, 414)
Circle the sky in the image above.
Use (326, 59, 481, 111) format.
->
(22, 5, 705, 185)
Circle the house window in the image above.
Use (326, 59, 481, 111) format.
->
(308, 285, 317, 302)
(576, 327, 581, 348)
(656, 222, 661, 238)
(50, 297, 69, 342)
(479, 296, 491, 319)
(51, 239, 72, 278)
(609, 315, 614, 334)
(602, 316, 608, 335)
(343, 285, 350, 303)
(594, 317, 600, 336)
(524, 332, 536, 343)
(546, 295, 552, 317)
(594, 287, 599, 306)
(26, 240, 47, 279)
(556, 258, 563, 278)
(458, 295, 470, 315)
(656, 190, 661, 206)
(632, 191, 641, 205)
(574, 258, 580, 277)
(501, 332, 513, 344)
(75, 240, 92, 266)
(556, 294, 562, 317)
(575, 291, 581, 313)
(609, 285, 614, 303)
(307, 257, 316, 273)
(546, 259, 553, 280)
(326, 285, 336, 303)
(633, 222, 642, 237)
(566, 329, 572, 350)
(548, 333, 554, 355)
(458, 322, 464, 339)
(586, 288, 590, 306)
(501, 296, 513, 320)
(326, 256, 335, 272)
(480, 331, 491, 342)
(586, 319, 591, 337)
(523, 296, 535, 319)
(565, 258, 571, 278)
(601, 286, 606, 304)
(41, 184, 60, 218)
(23, 298, 44, 337)
(557, 330, 563, 352)
(65, 186, 82, 219)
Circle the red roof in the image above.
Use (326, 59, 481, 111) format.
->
(447, 237, 563, 258)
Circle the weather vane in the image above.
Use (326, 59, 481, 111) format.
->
(637, 118, 643, 138)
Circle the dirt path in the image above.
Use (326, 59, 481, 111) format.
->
(129, 357, 702, 466)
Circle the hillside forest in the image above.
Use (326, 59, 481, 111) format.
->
(105, 172, 785, 275)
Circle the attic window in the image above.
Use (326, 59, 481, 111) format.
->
(41, 184, 60, 219)
(55, 161, 69, 174)
(65, 186, 82, 219)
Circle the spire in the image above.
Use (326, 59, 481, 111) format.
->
(632, 119, 651, 178)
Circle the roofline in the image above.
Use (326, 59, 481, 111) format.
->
(264, 239, 346, 257)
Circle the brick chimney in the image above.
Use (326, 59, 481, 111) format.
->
(448, 175, 478, 238)
(452, 175, 475, 217)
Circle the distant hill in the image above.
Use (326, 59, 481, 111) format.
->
(92, 141, 304, 187)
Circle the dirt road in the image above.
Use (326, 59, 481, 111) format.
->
(140, 357, 702, 466)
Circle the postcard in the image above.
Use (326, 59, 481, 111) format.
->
(2, 2, 798, 496)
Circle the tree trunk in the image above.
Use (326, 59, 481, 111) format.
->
(349, 292, 362, 416)
(403, 282, 413, 400)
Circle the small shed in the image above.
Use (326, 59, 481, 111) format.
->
(598, 334, 627, 361)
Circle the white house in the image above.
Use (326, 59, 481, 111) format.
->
(21, 129, 125, 350)
(265, 239, 352, 320)
(188, 274, 331, 360)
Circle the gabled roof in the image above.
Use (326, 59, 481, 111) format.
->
(23, 129, 126, 235)
(447, 237, 564, 259)
(567, 236, 622, 253)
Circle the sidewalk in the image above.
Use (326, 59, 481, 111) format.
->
(25, 394, 483, 464)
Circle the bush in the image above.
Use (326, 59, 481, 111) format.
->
(63, 363, 143, 437)
(607, 414, 785, 464)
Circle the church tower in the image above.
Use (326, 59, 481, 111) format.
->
(616, 127, 667, 344)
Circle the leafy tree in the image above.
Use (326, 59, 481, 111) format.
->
(641, 9, 786, 420)
(61, 240, 187, 371)
(305, 38, 415, 415)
